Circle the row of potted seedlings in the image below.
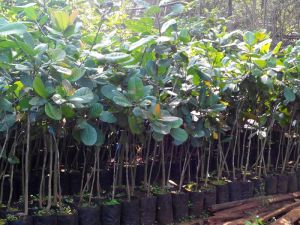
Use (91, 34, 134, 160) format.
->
(2, 169, 300, 225)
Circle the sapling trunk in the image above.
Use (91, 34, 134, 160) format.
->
(204, 141, 212, 186)
(147, 141, 157, 195)
(80, 148, 87, 198)
(232, 125, 239, 180)
(46, 135, 53, 211)
(196, 148, 200, 189)
(240, 129, 248, 171)
(53, 138, 58, 206)
(243, 131, 254, 181)
(53, 136, 62, 207)
(281, 110, 295, 173)
(96, 147, 101, 197)
(39, 135, 48, 208)
(292, 140, 300, 170)
(179, 147, 191, 192)
(24, 115, 30, 215)
(7, 131, 18, 209)
(143, 133, 152, 190)
(125, 140, 131, 201)
(167, 144, 174, 183)
(275, 128, 284, 172)
(88, 148, 99, 205)
(161, 139, 166, 189)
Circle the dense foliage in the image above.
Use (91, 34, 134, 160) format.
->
(0, 0, 299, 222)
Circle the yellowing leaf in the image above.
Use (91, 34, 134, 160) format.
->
(204, 81, 211, 87)
(213, 132, 218, 140)
(153, 103, 161, 118)
(69, 10, 78, 25)
(51, 10, 76, 32)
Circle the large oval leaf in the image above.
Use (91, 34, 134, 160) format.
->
(128, 76, 144, 101)
(100, 111, 117, 123)
(33, 76, 49, 99)
(45, 103, 62, 120)
(68, 87, 94, 104)
(78, 121, 97, 146)
(0, 21, 27, 36)
(113, 95, 132, 107)
(128, 36, 154, 51)
(170, 128, 188, 142)
(89, 103, 103, 118)
(128, 115, 143, 134)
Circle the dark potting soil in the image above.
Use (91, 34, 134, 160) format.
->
(296, 170, 300, 191)
(0, 210, 23, 219)
(172, 192, 189, 222)
(240, 181, 254, 199)
(156, 193, 173, 225)
(69, 171, 81, 195)
(101, 203, 121, 225)
(121, 199, 140, 225)
(8, 215, 33, 225)
(203, 187, 217, 208)
(78, 207, 100, 225)
(277, 174, 288, 194)
(188, 191, 204, 217)
(33, 215, 57, 225)
(140, 196, 156, 225)
(216, 184, 229, 204)
(288, 173, 298, 193)
(265, 176, 277, 195)
(252, 178, 265, 196)
(59, 172, 70, 195)
(57, 214, 78, 225)
(229, 181, 242, 201)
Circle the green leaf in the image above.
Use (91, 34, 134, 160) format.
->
(252, 58, 267, 68)
(159, 116, 183, 128)
(89, 103, 103, 118)
(179, 29, 190, 43)
(0, 21, 27, 36)
(128, 76, 145, 101)
(33, 76, 49, 99)
(210, 104, 226, 112)
(78, 121, 97, 146)
(100, 111, 117, 123)
(45, 103, 62, 120)
(161, 19, 176, 34)
(150, 121, 170, 135)
(0, 99, 13, 112)
(113, 95, 132, 107)
(284, 87, 295, 102)
(128, 116, 143, 134)
(48, 48, 66, 61)
(170, 128, 188, 142)
(128, 36, 154, 51)
(66, 67, 86, 82)
(244, 31, 256, 46)
(52, 65, 72, 75)
(61, 104, 74, 118)
(0, 113, 16, 132)
(104, 53, 131, 63)
(101, 85, 117, 100)
(69, 87, 94, 104)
